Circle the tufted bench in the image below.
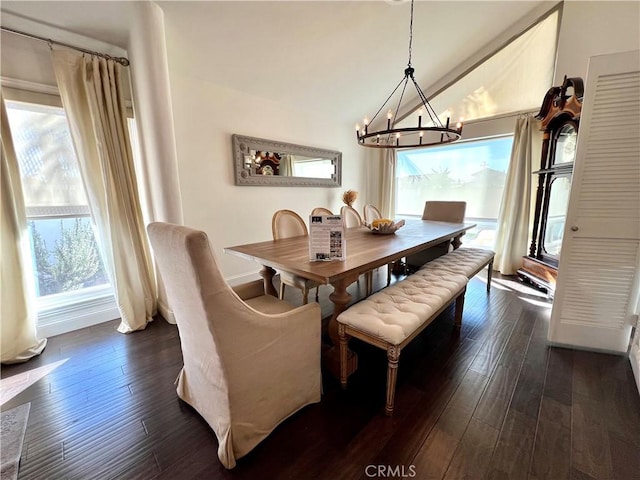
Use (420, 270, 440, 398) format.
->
(337, 269, 468, 415)
(419, 247, 495, 292)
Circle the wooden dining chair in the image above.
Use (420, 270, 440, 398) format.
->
(406, 201, 467, 271)
(272, 209, 321, 303)
(363, 204, 383, 224)
(311, 207, 333, 216)
(340, 205, 363, 228)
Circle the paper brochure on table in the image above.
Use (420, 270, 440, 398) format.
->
(309, 215, 345, 261)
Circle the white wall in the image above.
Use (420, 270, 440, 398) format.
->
(165, 72, 366, 280)
(160, 7, 367, 281)
(554, 1, 640, 84)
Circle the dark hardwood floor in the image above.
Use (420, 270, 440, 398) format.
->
(2, 271, 639, 480)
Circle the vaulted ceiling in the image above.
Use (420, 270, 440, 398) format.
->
(1, 1, 551, 123)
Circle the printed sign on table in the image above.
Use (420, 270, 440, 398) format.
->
(308, 215, 345, 261)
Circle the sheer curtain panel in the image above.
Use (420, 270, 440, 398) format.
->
(1, 95, 47, 363)
(51, 49, 156, 333)
(493, 114, 534, 274)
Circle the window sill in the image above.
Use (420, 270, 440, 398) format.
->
(37, 285, 120, 338)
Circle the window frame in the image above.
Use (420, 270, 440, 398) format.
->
(394, 134, 515, 249)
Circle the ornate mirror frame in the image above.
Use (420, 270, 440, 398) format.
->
(232, 134, 342, 187)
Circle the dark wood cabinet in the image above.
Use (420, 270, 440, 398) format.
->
(518, 76, 583, 296)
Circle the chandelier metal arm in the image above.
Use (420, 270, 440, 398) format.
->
(390, 75, 410, 134)
(367, 75, 407, 127)
(410, 74, 445, 128)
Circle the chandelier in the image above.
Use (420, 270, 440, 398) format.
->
(356, 0, 463, 149)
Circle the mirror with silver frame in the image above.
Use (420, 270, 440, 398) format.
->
(232, 134, 342, 187)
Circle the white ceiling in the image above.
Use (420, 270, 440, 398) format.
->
(1, 0, 550, 123)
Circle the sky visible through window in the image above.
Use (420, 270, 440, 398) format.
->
(397, 136, 513, 182)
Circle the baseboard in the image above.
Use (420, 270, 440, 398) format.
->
(157, 299, 175, 324)
(630, 344, 640, 397)
(37, 271, 264, 337)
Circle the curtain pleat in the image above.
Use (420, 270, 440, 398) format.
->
(493, 114, 534, 274)
(379, 149, 396, 219)
(1, 94, 47, 363)
(51, 49, 156, 333)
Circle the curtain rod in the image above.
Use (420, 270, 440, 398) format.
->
(1, 25, 130, 66)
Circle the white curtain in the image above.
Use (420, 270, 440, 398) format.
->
(1, 94, 47, 363)
(51, 49, 156, 333)
(379, 149, 396, 219)
(493, 114, 534, 274)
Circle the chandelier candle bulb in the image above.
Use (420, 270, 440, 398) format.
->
(418, 108, 423, 127)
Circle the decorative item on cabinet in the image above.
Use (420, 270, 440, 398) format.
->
(517, 76, 583, 297)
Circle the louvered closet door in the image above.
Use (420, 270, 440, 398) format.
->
(549, 50, 640, 353)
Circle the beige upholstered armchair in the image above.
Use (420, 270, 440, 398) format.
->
(147, 222, 322, 469)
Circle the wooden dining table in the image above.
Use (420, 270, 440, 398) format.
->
(225, 218, 475, 379)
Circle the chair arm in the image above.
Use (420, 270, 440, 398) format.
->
(226, 301, 322, 384)
(232, 279, 266, 300)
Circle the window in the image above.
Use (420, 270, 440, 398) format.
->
(395, 136, 514, 248)
(5, 97, 118, 335)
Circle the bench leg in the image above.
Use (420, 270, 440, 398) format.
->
(454, 287, 466, 329)
(338, 324, 350, 390)
(486, 259, 494, 292)
(385, 345, 401, 416)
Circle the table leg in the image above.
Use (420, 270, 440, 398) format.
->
(260, 266, 278, 297)
(452, 234, 463, 250)
(325, 275, 359, 381)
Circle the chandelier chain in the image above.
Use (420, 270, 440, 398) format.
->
(408, 0, 414, 67)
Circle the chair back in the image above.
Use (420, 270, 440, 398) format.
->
(272, 209, 308, 240)
(340, 205, 363, 228)
(422, 201, 467, 223)
(146, 223, 234, 402)
(363, 204, 383, 223)
(311, 207, 333, 216)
